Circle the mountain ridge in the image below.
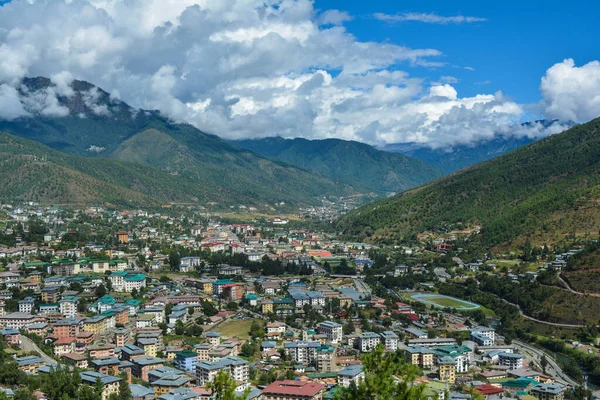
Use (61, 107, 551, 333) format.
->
(231, 136, 444, 195)
(0, 77, 364, 207)
(337, 116, 600, 247)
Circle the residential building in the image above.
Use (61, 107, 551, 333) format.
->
(381, 331, 399, 352)
(18, 297, 35, 314)
(175, 350, 198, 373)
(132, 356, 164, 382)
(359, 332, 381, 353)
(80, 371, 121, 400)
(53, 318, 81, 338)
(0, 328, 20, 345)
(531, 384, 566, 400)
(260, 380, 325, 400)
(59, 296, 78, 318)
(337, 365, 364, 388)
(196, 356, 248, 391)
(0, 312, 37, 329)
(113, 328, 130, 347)
(284, 341, 320, 364)
(499, 352, 524, 369)
(437, 356, 456, 384)
(470, 327, 495, 343)
(317, 321, 342, 344)
(405, 346, 435, 369)
(53, 337, 77, 356)
(41, 287, 61, 303)
(205, 332, 221, 346)
(315, 345, 334, 372)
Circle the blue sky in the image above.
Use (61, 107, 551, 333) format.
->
(0, 0, 597, 147)
(319, 0, 597, 104)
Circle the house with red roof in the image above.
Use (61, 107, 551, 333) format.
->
(261, 380, 326, 400)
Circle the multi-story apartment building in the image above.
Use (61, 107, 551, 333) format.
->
(59, 296, 78, 318)
(317, 321, 342, 344)
(196, 356, 248, 390)
(337, 365, 364, 388)
(284, 341, 320, 364)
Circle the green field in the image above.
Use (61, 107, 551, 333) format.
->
(215, 318, 257, 340)
(411, 294, 480, 310)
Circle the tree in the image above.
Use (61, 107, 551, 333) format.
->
(117, 373, 132, 400)
(249, 320, 265, 339)
(202, 300, 218, 317)
(335, 345, 425, 400)
(207, 370, 250, 400)
(343, 320, 355, 335)
(240, 341, 257, 357)
(540, 354, 548, 374)
(95, 284, 107, 298)
(175, 320, 185, 336)
(169, 252, 182, 270)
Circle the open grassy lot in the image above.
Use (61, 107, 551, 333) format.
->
(215, 318, 257, 340)
(411, 294, 480, 310)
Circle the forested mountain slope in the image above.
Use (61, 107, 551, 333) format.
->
(232, 137, 444, 195)
(338, 117, 600, 246)
(0, 77, 357, 206)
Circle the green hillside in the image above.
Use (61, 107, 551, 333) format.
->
(0, 77, 357, 206)
(232, 137, 444, 195)
(338, 117, 600, 246)
(0, 133, 165, 207)
(111, 129, 357, 206)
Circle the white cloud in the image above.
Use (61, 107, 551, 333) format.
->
(0, 84, 29, 120)
(20, 86, 70, 117)
(50, 71, 75, 97)
(0, 1, 588, 149)
(318, 10, 353, 26)
(541, 58, 600, 122)
(374, 12, 487, 24)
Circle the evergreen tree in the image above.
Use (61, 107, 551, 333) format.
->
(336, 345, 425, 400)
(207, 370, 250, 400)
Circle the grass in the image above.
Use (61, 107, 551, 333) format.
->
(411, 294, 480, 310)
(215, 318, 257, 340)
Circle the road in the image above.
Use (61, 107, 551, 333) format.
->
(354, 278, 372, 296)
(484, 291, 588, 328)
(513, 339, 580, 388)
(20, 335, 57, 367)
(556, 273, 600, 298)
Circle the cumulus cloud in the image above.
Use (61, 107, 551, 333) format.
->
(0, 0, 590, 149)
(373, 12, 487, 24)
(0, 84, 29, 120)
(318, 10, 353, 26)
(541, 59, 600, 122)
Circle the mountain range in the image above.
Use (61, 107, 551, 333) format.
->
(231, 137, 444, 195)
(0, 77, 442, 208)
(338, 117, 600, 247)
(382, 120, 568, 174)
(382, 136, 537, 174)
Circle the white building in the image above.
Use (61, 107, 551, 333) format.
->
(337, 365, 364, 388)
(359, 332, 381, 353)
(59, 297, 78, 318)
(499, 352, 524, 369)
(18, 297, 35, 314)
(266, 322, 286, 335)
(470, 327, 495, 343)
(318, 321, 343, 344)
(196, 356, 248, 391)
(381, 331, 399, 352)
(284, 341, 320, 364)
